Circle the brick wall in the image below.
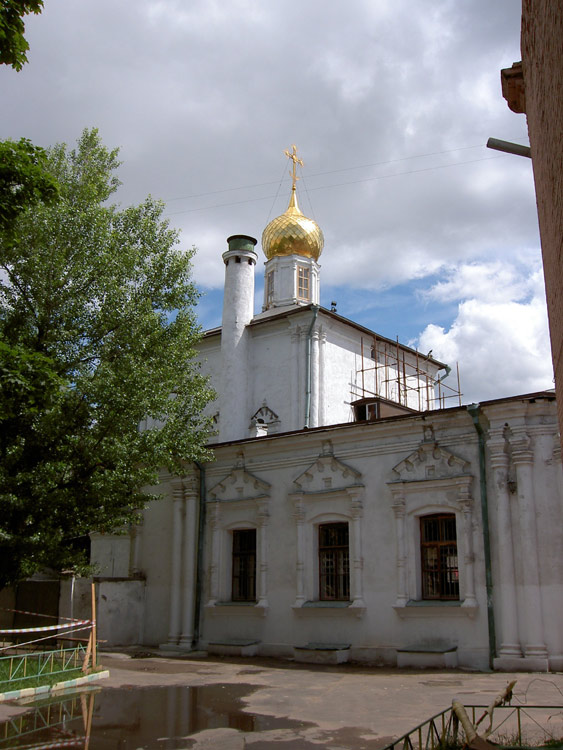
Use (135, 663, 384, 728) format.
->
(521, 1, 563, 445)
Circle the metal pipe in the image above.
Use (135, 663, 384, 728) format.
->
(486, 137, 531, 159)
(304, 304, 319, 428)
(467, 403, 496, 669)
(192, 461, 206, 649)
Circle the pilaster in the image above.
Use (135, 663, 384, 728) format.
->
(292, 496, 306, 607)
(456, 482, 476, 609)
(489, 430, 522, 668)
(208, 501, 222, 605)
(348, 488, 365, 608)
(165, 479, 184, 646)
(391, 493, 408, 606)
(310, 328, 320, 428)
(257, 500, 270, 609)
(510, 429, 549, 667)
(178, 483, 199, 648)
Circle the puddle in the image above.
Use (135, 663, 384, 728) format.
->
(0, 684, 314, 749)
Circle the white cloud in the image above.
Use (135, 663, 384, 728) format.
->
(420, 259, 540, 305)
(415, 262, 553, 402)
(0, 0, 542, 350)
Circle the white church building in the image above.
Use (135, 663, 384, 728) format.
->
(84, 153, 563, 672)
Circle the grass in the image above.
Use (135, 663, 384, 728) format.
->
(0, 651, 86, 693)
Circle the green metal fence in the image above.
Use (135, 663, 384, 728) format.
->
(0, 690, 94, 747)
(0, 644, 88, 691)
(383, 705, 563, 750)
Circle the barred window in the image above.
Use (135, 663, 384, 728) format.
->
(420, 514, 459, 600)
(232, 529, 256, 602)
(297, 266, 310, 300)
(319, 523, 350, 601)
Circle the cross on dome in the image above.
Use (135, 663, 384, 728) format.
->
(261, 146, 324, 262)
(283, 144, 303, 189)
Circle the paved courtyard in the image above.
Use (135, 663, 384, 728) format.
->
(1, 652, 562, 748)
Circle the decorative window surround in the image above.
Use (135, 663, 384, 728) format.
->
(206, 456, 270, 613)
(387, 435, 477, 617)
(290, 441, 366, 616)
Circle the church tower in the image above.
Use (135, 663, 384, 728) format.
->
(261, 146, 324, 310)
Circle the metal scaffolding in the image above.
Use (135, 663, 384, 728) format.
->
(353, 335, 462, 411)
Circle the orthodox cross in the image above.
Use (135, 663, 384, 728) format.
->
(284, 144, 303, 188)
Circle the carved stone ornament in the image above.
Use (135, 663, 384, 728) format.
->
(389, 442, 470, 483)
(208, 464, 271, 503)
(293, 444, 363, 493)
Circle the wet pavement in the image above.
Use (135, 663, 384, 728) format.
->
(1, 652, 562, 748)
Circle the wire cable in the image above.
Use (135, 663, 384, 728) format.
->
(162, 141, 526, 204)
(165, 154, 504, 217)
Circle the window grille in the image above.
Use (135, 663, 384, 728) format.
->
(420, 514, 459, 600)
(232, 529, 256, 602)
(319, 523, 350, 601)
(297, 266, 311, 300)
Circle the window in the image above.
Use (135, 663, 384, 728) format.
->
(420, 514, 459, 600)
(297, 266, 310, 300)
(266, 271, 274, 306)
(232, 529, 256, 602)
(353, 400, 379, 422)
(319, 523, 350, 601)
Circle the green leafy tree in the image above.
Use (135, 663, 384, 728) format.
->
(0, 138, 59, 231)
(0, 0, 44, 70)
(0, 128, 213, 587)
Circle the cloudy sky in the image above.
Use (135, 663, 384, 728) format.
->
(1, 0, 553, 403)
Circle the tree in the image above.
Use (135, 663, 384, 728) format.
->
(0, 1, 44, 70)
(0, 138, 59, 231)
(0, 128, 213, 587)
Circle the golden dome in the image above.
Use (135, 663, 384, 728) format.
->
(262, 186, 324, 261)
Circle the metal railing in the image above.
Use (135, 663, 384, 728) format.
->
(0, 690, 96, 748)
(383, 705, 563, 750)
(0, 644, 89, 691)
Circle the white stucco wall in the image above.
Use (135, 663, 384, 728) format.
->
(197, 308, 446, 443)
(112, 396, 560, 670)
(93, 395, 562, 671)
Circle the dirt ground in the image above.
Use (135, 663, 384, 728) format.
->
(2, 651, 563, 748)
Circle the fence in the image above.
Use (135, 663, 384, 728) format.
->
(0, 584, 98, 692)
(0, 689, 96, 748)
(383, 705, 563, 750)
(0, 643, 91, 692)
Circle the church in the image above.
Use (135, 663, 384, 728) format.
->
(82, 148, 563, 672)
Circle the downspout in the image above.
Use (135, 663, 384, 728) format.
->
(304, 304, 319, 428)
(436, 364, 452, 408)
(440, 364, 452, 381)
(192, 460, 206, 650)
(467, 403, 496, 670)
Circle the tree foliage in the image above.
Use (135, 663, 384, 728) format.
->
(0, 0, 44, 70)
(0, 138, 59, 231)
(0, 129, 213, 587)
